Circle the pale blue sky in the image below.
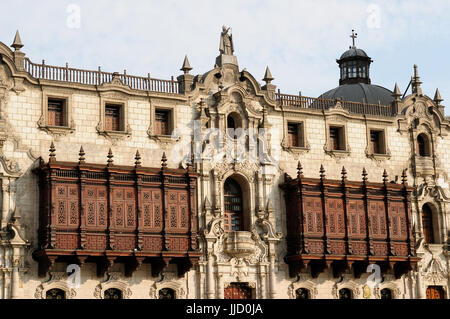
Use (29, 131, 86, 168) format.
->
(1, 0, 449, 112)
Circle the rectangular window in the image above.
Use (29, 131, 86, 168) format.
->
(155, 110, 170, 135)
(105, 104, 122, 131)
(370, 130, 385, 154)
(48, 99, 65, 126)
(329, 126, 344, 151)
(287, 122, 304, 148)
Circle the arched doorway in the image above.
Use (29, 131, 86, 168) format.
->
(46, 288, 66, 299)
(224, 178, 244, 232)
(339, 288, 352, 299)
(224, 283, 252, 299)
(104, 288, 122, 299)
(159, 288, 176, 299)
(426, 286, 445, 299)
(295, 288, 310, 299)
(380, 288, 393, 299)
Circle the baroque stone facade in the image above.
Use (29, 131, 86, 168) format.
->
(0, 28, 448, 299)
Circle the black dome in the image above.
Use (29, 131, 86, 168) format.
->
(319, 83, 394, 105)
(339, 48, 369, 60)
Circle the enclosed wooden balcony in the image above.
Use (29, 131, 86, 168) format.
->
(33, 144, 201, 277)
(280, 163, 419, 279)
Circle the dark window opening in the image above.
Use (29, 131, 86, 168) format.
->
(224, 178, 243, 232)
(417, 134, 430, 157)
(155, 110, 170, 135)
(370, 130, 385, 154)
(288, 123, 304, 148)
(48, 99, 65, 127)
(105, 104, 122, 131)
(422, 204, 435, 244)
(330, 127, 344, 151)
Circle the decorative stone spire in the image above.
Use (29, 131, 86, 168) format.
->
(134, 150, 141, 168)
(411, 64, 422, 95)
(401, 169, 408, 185)
(78, 146, 85, 164)
(382, 169, 389, 184)
(319, 164, 326, 181)
(49, 142, 56, 162)
(263, 66, 274, 84)
(362, 167, 368, 183)
(161, 152, 167, 169)
(107, 148, 114, 166)
(297, 161, 303, 179)
(434, 88, 443, 105)
(392, 83, 402, 101)
(180, 55, 192, 74)
(11, 30, 24, 51)
(341, 166, 347, 182)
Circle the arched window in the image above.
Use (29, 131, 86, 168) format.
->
(227, 113, 242, 139)
(380, 288, 392, 300)
(224, 178, 243, 232)
(417, 133, 431, 157)
(339, 288, 352, 299)
(295, 288, 310, 299)
(422, 203, 436, 243)
(46, 288, 66, 299)
(159, 288, 176, 299)
(104, 288, 122, 299)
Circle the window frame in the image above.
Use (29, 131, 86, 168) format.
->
(282, 118, 309, 153)
(38, 90, 75, 136)
(365, 125, 391, 160)
(97, 97, 131, 141)
(148, 104, 178, 144)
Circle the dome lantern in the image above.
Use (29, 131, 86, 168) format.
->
(336, 30, 373, 86)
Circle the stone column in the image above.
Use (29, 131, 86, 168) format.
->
(268, 244, 277, 299)
(217, 273, 224, 299)
(206, 252, 215, 299)
(10, 259, 19, 299)
(416, 269, 423, 299)
(259, 265, 267, 299)
(1, 179, 9, 228)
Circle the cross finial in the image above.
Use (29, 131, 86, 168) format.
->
(350, 29, 358, 48)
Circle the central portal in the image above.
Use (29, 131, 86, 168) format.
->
(224, 283, 252, 299)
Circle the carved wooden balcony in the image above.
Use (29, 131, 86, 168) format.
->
(33, 145, 201, 277)
(280, 164, 419, 279)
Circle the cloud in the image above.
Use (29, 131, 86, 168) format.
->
(1, 0, 450, 112)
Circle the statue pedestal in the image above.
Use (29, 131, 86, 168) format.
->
(215, 54, 238, 67)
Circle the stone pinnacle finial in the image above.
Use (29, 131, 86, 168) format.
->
(180, 55, 192, 74)
(134, 150, 141, 168)
(49, 142, 56, 162)
(263, 66, 274, 84)
(11, 30, 24, 51)
(161, 152, 167, 169)
(107, 148, 114, 166)
(297, 161, 303, 178)
(401, 169, 408, 185)
(412, 64, 422, 94)
(319, 164, 325, 180)
(382, 169, 389, 183)
(341, 166, 347, 182)
(393, 83, 401, 101)
(78, 146, 85, 164)
(362, 167, 368, 182)
(434, 88, 443, 105)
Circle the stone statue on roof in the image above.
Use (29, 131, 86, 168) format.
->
(219, 26, 234, 55)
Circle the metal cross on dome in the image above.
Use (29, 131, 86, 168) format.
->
(350, 29, 358, 48)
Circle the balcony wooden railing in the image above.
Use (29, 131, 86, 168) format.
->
(280, 164, 418, 279)
(24, 58, 179, 94)
(33, 147, 200, 277)
(275, 91, 394, 117)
